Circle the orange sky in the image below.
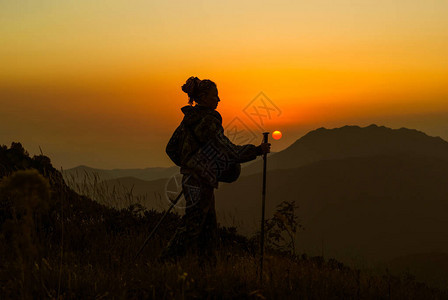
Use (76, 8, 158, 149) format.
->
(1, 0, 447, 169)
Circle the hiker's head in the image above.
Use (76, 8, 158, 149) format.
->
(182, 76, 220, 109)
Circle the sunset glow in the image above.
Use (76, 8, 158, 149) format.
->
(1, 0, 447, 169)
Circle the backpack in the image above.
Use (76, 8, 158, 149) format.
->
(216, 161, 241, 183)
(166, 121, 201, 167)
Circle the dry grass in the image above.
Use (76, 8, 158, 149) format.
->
(62, 168, 157, 211)
(11, 247, 447, 299)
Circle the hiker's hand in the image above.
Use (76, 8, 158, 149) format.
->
(260, 142, 271, 154)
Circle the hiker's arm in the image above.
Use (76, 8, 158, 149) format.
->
(215, 127, 266, 163)
(194, 114, 267, 163)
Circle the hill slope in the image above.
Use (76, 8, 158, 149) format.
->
(5, 143, 447, 297)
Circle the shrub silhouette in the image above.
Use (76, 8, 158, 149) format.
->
(0, 169, 51, 297)
(265, 200, 303, 255)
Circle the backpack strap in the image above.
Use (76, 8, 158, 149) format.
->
(178, 121, 204, 166)
(183, 121, 202, 147)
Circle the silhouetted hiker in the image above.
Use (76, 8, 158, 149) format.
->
(160, 76, 271, 266)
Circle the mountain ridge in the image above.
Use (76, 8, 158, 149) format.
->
(241, 124, 448, 176)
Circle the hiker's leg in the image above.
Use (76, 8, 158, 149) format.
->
(185, 180, 218, 267)
(182, 175, 216, 259)
(159, 175, 200, 262)
(198, 191, 218, 264)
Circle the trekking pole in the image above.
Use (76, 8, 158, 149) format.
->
(259, 132, 269, 285)
(133, 189, 184, 262)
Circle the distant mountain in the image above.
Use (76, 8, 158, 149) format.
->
(63, 165, 180, 183)
(241, 124, 448, 176)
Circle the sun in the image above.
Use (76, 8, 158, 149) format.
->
(272, 130, 282, 140)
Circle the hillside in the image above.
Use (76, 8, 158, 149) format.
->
(3, 142, 448, 297)
(4, 142, 447, 297)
